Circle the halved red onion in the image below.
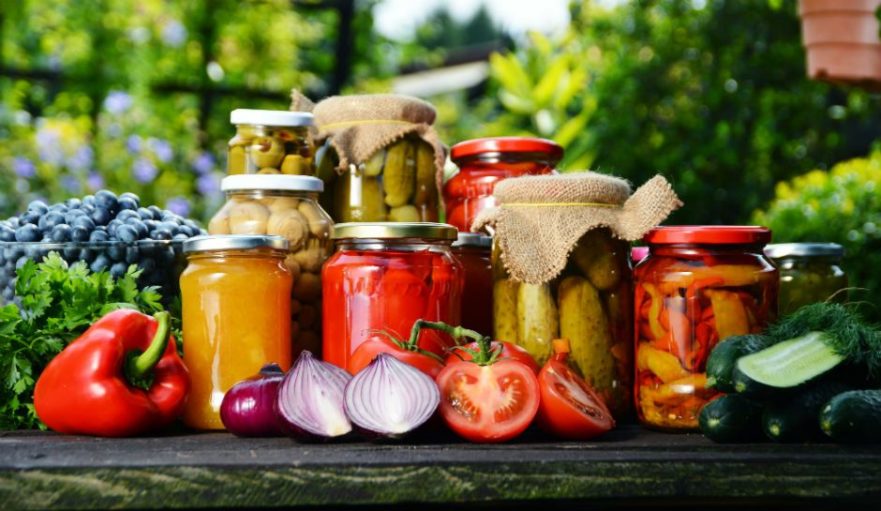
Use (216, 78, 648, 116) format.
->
(344, 353, 440, 438)
(275, 350, 352, 440)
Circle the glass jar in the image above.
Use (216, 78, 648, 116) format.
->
(451, 233, 493, 335)
(765, 243, 847, 314)
(634, 226, 779, 431)
(322, 222, 463, 370)
(492, 227, 633, 418)
(181, 235, 292, 430)
(228, 109, 315, 175)
(208, 175, 332, 357)
(323, 136, 439, 223)
(446, 137, 562, 232)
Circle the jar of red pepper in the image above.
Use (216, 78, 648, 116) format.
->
(322, 222, 463, 370)
(446, 137, 562, 232)
(451, 232, 493, 335)
(634, 226, 778, 431)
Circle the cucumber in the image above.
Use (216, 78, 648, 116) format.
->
(820, 390, 881, 443)
(698, 394, 764, 443)
(733, 365, 781, 398)
(763, 380, 851, 442)
(706, 334, 770, 392)
(736, 331, 845, 388)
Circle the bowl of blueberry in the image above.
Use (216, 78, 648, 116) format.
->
(0, 191, 206, 304)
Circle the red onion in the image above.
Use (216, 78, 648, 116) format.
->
(344, 353, 440, 438)
(275, 350, 352, 440)
(220, 363, 285, 437)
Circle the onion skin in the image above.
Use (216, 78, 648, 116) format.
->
(220, 363, 285, 437)
(344, 353, 441, 439)
(275, 350, 353, 441)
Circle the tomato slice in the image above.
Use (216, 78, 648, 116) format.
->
(347, 334, 444, 379)
(436, 359, 539, 443)
(446, 341, 540, 374)
(537, 357, 615, 440)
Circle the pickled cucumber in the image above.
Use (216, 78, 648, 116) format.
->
(413, 141, 436, 207)
(389, 205, 421, 222)
(516, 283, 558, 366)
(334, 172, 387, 222)
(493, 278, 519, 344)
(383, 139, 416, 207)
(363, 149, 385, 177)
(558, 275, 615, 391)
(571, 229, 622, 291)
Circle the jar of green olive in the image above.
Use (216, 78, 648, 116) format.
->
(764, 243, 848, 314)
(228, 109, 314, 175)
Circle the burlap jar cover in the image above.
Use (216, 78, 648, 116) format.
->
(311, 94, 447, 193)
(472, 173, 683, 284)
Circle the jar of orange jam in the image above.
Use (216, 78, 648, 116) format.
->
(181, 235, 292, 430)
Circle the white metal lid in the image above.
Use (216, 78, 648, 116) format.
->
(230, 109, 314, 127)
(221, 174, 324, 193)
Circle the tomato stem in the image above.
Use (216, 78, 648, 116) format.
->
(410, 320, 495, 365)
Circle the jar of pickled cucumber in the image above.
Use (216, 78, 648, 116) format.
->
(635, 227, 778, 431)
(446, 137, 562, 232)
(208, 175, 332, 357)
(473, 173, 682, 420)
(765, 243, 847, 315)
(451, 232, 493, 335)
(228, 109, 315, 175)
(312, 94, 445, 224)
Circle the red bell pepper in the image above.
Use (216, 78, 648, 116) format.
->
(34, 309, 189, 437)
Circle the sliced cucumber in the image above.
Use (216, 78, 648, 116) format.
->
(736, 331, 844, 388)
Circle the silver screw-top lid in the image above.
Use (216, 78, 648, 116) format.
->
(452, 232, 492, 248)
(183, 235, 289, 254)
(764, 242, 844, 259)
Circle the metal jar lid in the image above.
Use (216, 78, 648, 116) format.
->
(764, 242, 844, 259)
(183, 235, 289, 254)
(230, 109, 314, 127)
(332, 222, 458, 241)
(452, 232, 492, 248)
(221, 174, 324, 193)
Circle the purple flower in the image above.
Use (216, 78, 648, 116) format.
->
(132, 157, 158, 184)
(126, 135, 142, 154)
(35, 125, 63, 166)
(87, 172, 105, 191)
(192, 151, 215, 175)
(166, 196, 191, 217)
(161, 19, 187, 47)
(67, 145, 94, 172)
(103, 91, 133, 115)
(12, 157, 36, 178)
(61, 175, 82, 194)
(147, 137, 173, 163)
(196, 172, 222, 196)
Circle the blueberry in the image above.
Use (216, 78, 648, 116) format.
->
(15, 256, 29, 270)
(65, 198, 82, 209)
(109, 262, 128, 279)
(151, 229, 173, 241)
(95, 190, 119, 214)
(15, 224, 40, 242)
(107, 244, 125, 261)
(72, 216, 96, 231)
(116, 210, 140, 222)
(62, 247, 80, 261)
(119, 192, 140, 205)
(137, 207, 153, 220)
(27, 200, 48, 215)
(118, 197, 139, 211)
(4, 247, 22, 261)
(90, 254, 110, 273)
(80, 203, 95, 215)
(82, 195, 96, 207)
(128, 220, 147, 239)
(90, 207, 113, 226)
(50, 224, 72, 242)
(48, 203, 68, 213)
(6, 217, 20, 228)
(148, 206, 163, 220)
(71, 226, 90, 242)
(0, 266, 8, 281)
(24, 246, 44, 259)
(124, 246, 139, 264)
(0, 226, 15, 242)
(172, 233, 189, 241)
(116, 224, 138, 243)
(89, 229, 109, 243)
(157, 221, 180, 234)
(139, 257, 156, 274)
(20, 211, 41, 225)
(64, 210, 87, 225)
(1, 287, 13, 301)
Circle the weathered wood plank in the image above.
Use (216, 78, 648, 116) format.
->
(1, 426, 879, 509)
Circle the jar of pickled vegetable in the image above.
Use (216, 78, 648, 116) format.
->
(635, 226, 779, 431)
(322, 222, 463, 370)
(208, 175, 332, 357)
(181, 235, 292, 430)
(446, 137, 562, 232)
(451, 232, 492, 335)
(228, 109, 314, 175)
(765, 243, 847, 314)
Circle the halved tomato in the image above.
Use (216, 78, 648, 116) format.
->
(436, 358, 539, 443)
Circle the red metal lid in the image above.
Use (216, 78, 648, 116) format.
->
(644, 226, 772, 245)
(450, 137, 564, 162)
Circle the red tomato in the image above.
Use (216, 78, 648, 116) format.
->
(347, 334, 444, 379)
(446, 341, 540, 374)
(436, 359, 540, 443)
(537, 348, 615, 440)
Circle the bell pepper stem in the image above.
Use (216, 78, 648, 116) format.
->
(127, 312, 171, 380)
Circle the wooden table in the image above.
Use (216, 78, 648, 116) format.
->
(1, 425, 879, 510)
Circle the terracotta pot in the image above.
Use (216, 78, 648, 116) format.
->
(799, 0, 881, 85)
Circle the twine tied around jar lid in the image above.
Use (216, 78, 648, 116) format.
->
(472, 172, 683, 284)
(311, 93, 447, 193)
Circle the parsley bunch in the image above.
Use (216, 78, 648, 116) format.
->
(0, 253, 164, 429)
